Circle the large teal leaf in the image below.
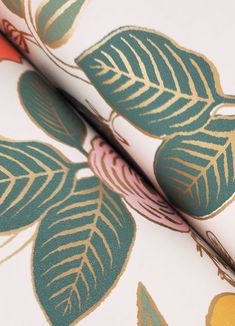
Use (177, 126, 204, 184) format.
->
(76, 26, 235, 138)
(33, 176, 135, 326)
(36, 0, 86, 48)
(19, 71, 86, 153)
(137, 282, 167, 326)
(155, 115, 235, 217)
(1, 0, 24, 18)
(0, 139, 77, 232)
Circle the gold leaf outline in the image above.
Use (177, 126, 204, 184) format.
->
(137, 282, 168, 326)
(0, 134, 77, 236)
(77, 25, 235, 139)
(31, 176, 136, 326)
(155, 115, 235, 220)
(35, 0, 90, 48)
(17, 70, 87, 152)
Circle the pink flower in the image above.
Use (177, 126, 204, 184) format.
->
(89, 137, 190, 233)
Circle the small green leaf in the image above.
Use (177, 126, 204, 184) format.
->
(137, 282, 167, 326)
(0, 139, 77, 232)
(2, 0, 24, 18)
(19, 71, 87, 152)
(76, 26, 231, 138)
(155, 115, 235, 217)
(36, 0, 86, 48)
(33, 176, 135, 326)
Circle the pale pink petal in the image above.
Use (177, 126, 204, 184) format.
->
(89, 137, 190, 233)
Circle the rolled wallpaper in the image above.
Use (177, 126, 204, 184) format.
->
(0, 0, 235, 264)
(0, 32, 235, 326)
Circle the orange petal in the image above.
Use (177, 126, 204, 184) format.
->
(0, 35, 22, 63)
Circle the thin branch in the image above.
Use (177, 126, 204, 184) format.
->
(23, 1, 91, 84)
(0, 233, 18, 249)
(0, 235, 34, 265)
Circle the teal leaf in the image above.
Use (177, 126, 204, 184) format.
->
(33, 176, 135, 326)
(155, 115, 235, 218)
(19, 71, 87, 153)
(137, 282, 167, 326)
(0, 139, 77, 232)
(36, 0, 86, 48)
(1, 0, 24, 18)
(76, 26, 235, 138)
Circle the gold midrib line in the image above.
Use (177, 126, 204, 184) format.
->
(94, 60, 212, 104)
(42, 0, 78, 37)
(183, 136, 232, 195)
(0, 168, 66, 184)
(61, 182, 105, 312)
(41, 84, 73, 139)
(35, 81, 72, 138)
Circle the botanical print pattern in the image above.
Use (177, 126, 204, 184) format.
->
(17, 69, 136, 325)
(0, 54, 194, 324)
(206, 292, 235, 326)
(75, 26, 235, 219)
(0, 134, 135, 325)
(2, 1, 235, 220)
(19, 70, 189, 233)
(0, 34, 22, 63)
(137, 282, 167, 326)
(0, 7, 235, 324)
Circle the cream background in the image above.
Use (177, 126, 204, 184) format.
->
(0, 1, 235, 324)
(0, 45, 233, 326)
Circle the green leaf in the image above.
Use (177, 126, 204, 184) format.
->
(76, 26, 235, 138)
(33, 176, 135, 326)
(0, 139, 77, 232)
(155, 115, 235, 217)
(36, 0, 86, 48)
(19, 71, 87, 152)
(137, 282, 167, 326)
(1, 0, 24, 18)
